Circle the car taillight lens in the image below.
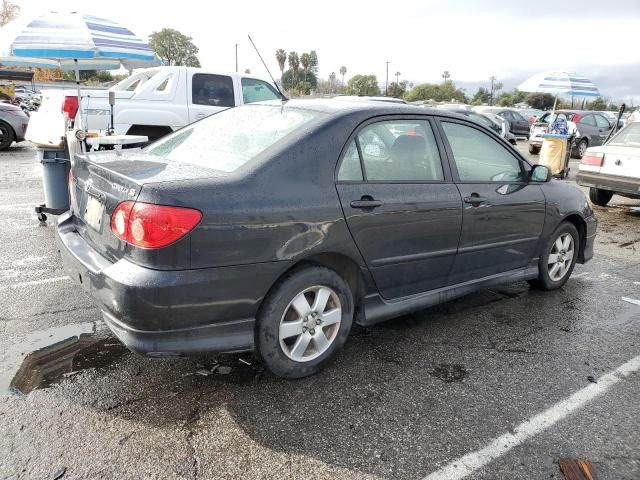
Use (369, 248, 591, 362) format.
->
(581, 152, 605, 166)
(62, 96, 79, 121)
(111, 201, 202, 249)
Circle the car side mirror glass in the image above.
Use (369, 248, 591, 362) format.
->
(531, 164, 551, 182)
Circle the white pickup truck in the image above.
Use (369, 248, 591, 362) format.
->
(35, 67, 282, 143)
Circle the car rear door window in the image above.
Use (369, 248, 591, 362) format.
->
(355, 120, 444, 182)
(192, 73, 235, 107)
(337, 140, 363, 181)
(441, 121, 524, 182)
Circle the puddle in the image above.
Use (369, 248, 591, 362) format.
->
(1, 322, 128, 395)
(429, 363, 467, 383)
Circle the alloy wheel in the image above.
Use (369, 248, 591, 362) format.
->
(548, 233, 575, 282)
(278, 285, 342, 362)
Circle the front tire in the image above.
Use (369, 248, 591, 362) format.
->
(256, 265, 354, 379)
(589, 187, 613, 207)
(529, 222, 579, 290)
(0, 121, 15, 151)
(529, 144, 541, 155)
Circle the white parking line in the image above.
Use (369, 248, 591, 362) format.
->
(622, 297, 640, 306)
(422, 354, 640, 480)
(0, 276, 70, 291)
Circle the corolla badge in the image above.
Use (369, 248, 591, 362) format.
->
(111, 182, 136, 197)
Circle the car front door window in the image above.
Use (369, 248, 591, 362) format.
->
(356, 120, 444, 182)
(241, 78, 280, 104)
(441, 121, 524, 182)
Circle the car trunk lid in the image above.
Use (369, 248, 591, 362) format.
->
(70, 149, 221, 262)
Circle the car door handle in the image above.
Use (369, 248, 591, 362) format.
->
(464, 194, 488, 206)
(350, 197, 383, 209)
(196, 112, 207, 118)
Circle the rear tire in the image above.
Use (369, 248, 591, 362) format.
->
(528, 222, 579, 291)
(0, 121, 15, 151)
(528, 144, 541, 155)
(572, 139, 588, 159)
(256, 265, 354, 379)
(589, 187, 613, 207)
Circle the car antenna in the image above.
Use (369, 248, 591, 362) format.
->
(247, 34, 288, 101)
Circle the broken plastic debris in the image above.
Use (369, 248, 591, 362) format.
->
(238, 358, 251, 366)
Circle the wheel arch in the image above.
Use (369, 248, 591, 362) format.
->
(126, 124, 173, 142)
(561, 213, 587, 262)
(258, 252, 368, 321)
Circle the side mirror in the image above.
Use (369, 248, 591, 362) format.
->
(531, 164, 552, 182)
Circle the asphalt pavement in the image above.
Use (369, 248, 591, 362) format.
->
(0, 141, 638, 480)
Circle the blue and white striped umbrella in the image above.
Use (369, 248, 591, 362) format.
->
(1, 11, 161, 70)
(518, 71, 600, 97)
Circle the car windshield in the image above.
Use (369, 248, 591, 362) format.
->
(146, 104, 325, 172)
(607, 122, 640, 147)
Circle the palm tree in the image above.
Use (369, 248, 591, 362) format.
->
(339, 66, 347, 86)
(329, 72, 337, 93)
(442, 70, 451, 81)
(300, 53, 311, 90)
(288, 51, 299, 92)
(275, 49, 286, 81)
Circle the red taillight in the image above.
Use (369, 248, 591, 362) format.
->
(571, 113, 582, 123)
(111, 201, 202, 249)
(581, 152, 604, 166)
(62, 96, 79, 121)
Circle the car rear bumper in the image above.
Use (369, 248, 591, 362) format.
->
(577, 171, 640, 197)
(56, 212, 290, 356)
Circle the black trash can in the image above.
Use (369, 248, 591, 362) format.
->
(36, 148, 70, 221)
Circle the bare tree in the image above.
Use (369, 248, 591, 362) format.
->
(0, 0, 20, 27)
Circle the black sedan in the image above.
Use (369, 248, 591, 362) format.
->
(58, 100, 597, 378)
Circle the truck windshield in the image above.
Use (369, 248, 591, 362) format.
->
(146, 103, 326, 172)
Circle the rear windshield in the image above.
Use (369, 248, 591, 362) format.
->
(607, 122, 640, 147)
(146, 104, 325, 172)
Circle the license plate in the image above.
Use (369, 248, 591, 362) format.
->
(84, 195, 104, 231)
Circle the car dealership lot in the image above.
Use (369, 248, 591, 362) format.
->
(0, 142, 638, 479)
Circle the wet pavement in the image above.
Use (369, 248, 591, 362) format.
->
(0, 142, 639, 479)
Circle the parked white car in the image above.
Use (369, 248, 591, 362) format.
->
(34, 67, 282, 143)
(576, 121, 640, 206)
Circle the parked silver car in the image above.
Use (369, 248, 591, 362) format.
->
(0, 102, 29, 150)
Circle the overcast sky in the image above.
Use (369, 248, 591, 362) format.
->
(3, 0, 640, 102)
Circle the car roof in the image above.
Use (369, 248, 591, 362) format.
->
(254, 98, 471, 119)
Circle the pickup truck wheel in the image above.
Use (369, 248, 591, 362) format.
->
(0, 121, 15, 151)
(528, 222, 579, 291)
(528, 144, 541, 155)
(256, 265, 353, 379)
(589, 187, 613, 207)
